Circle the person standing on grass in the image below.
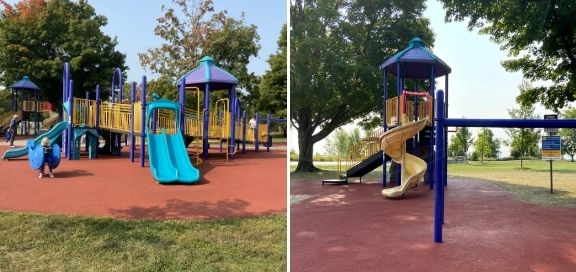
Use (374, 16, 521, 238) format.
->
(7, 114, 18, 147)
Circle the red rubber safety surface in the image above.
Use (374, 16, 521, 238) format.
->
(0, 143, 286, 220)
(291, 178, 576, 272)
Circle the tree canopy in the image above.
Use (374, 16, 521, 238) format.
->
(0, 0, 126, 108)
(448, 126, 473, 157)
(561, 107, 576, 162)
(138, 0, 260, 94)
(258, 24, 287, 118)
(324, 127, 360, 159)
(439, 0, 576, 111)
(472, 128, 500, 163)
(505, 103, 541, 165)
(291, 0, 434, 171)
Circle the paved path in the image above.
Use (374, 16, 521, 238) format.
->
(291, 178, 576, 272)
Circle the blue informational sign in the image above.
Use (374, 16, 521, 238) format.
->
(541, 136, 561, 150)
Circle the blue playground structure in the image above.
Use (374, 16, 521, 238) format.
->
(373, 37, 576, 243)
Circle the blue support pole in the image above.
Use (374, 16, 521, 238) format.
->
(229, 86, 237, 159)
(95, 85, 101, 129)
(242, 111, 247, 154)
(140, 76, 147, 168)
(130, 82, 136, 162)
(444, 75, 449, 187)
(203, 83, 210, 160)
(434, 89, 445, 243)
(179, 79, 186, 135)
(62, 63, 70, 156)
(67, 80, 74, 160)
(429, 64, 436, 190)
(255, 112, 259, 151)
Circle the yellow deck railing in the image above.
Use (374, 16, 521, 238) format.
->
(69, 98, 246, 140)
(386, 94, 432, 127)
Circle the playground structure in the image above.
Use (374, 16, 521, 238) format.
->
(1, 76, 58, 136)
(1, 56, 285, 184)
(325, 37, 576, 243)
(332, 37, 448, 194)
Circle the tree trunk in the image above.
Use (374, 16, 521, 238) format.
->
(571, 154, 574, 162)
(295, 130, 320, 172)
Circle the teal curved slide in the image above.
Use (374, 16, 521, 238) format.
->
(148, 131, 200, 184)
(2, 122, 68, 160)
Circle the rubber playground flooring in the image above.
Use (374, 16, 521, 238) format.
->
(291, 178, 576, 272)
(0, 141, 286, 220)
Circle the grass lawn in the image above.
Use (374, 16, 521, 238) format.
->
(291, 160, 576, 207)
(0, 212, 286, 271)
(448, 160, 576, 207)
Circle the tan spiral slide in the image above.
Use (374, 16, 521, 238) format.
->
(380, 119, 428, 198)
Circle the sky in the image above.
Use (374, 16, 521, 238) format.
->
(86, 0, 286, 82)
(289, 0, 555, 157)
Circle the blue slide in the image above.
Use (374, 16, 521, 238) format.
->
(146, 99, 200, 184)
(2, 122, 68, 160)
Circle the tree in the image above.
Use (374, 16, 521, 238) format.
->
(448, 126, 473, 157)
(291, 0, 434, 172)
(324, 127, 360, 159)
(258, 24, 287, 118)
(0, 0, 126, 109)
(138, 0, 260, 95)
(561, 107, 576, 162)
(472, 128, 501, 163)
(439, 0, 576, 111)
(504, 82, 541, 167)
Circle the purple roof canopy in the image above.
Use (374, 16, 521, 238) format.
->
(10, 75, 41, 91)
(178, 56, 238, 91)
(379, 37, 451, 79)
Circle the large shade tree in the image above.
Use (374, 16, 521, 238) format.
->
(439, 0, 576, 111)
(258, 24, 287, 118)
(138, 0, 261, 108)
(0, 0, 126, 109)
(291, 0, 434, 172)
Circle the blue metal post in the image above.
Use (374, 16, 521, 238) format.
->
(229, 86, 237, 159)
(67, 80, 74, 160)
(255, 112, 259, 151)
(242, 111, 247, 154)
(130, 82, 136, 162)
(429, 64, 436, 190)
(203, 83, 210, 160)
(444, 74, 449, 187)
(382, 70, 388, 188)
(95, 85, 101, 129)
(179, 79, 186, 135)
(434, 89, 445, 243)
(140, 76, 147, 167)
(62, 63, 70, 155)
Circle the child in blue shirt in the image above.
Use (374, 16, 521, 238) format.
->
(38, 137, 55, 178)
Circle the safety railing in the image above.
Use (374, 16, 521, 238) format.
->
(72, 98, 97, 127)
(386, 91, 433, 127)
